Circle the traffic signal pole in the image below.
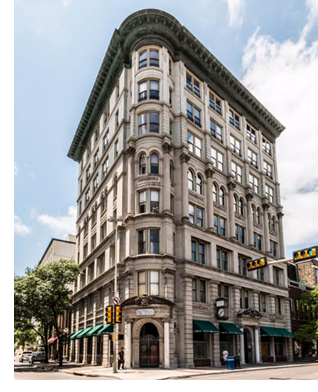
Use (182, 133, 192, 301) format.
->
(113, 222, 118, 374)
(267, 257, 293, 265)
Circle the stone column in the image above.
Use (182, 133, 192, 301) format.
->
(277, 211, 285, 258)
(246, 192, 254, 246)
(270, 337, 276, 362)
(69, 311, 75, 362)
(164, 317, 170, 368)
(180, 153, 190, 220)
(227, 179, 236, 240)
(163, 142, 172, 213)
(262, 201, 270, 253)
(254, 327, 261, 363)
(205, 167, 215, 231)
(102, 335, 110, 367)
(75, 304, 80, 363)
(182, 274, 194, 368)
(127, 146, 135, 215)
(240, 330, 246, 365)
(125, 320, 132, 369)
(91, 336, 97, 365)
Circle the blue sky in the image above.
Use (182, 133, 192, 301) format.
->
(13, 0, 318, 276)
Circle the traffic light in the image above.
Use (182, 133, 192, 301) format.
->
(106, 306, 113, 324)
(115, 305, 122, 324)
(246, 257, 268, 271)
(293, 246, 318, 263)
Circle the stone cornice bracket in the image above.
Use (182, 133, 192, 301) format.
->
(246, 191, 254, 201)
(277, 211, 284, 219)
(179, 152, 190, 164)
(162, 316, 172, 323)
(205, 165, 215, 178)
(227, 178, 236, 191)
(180, 273, 194, 280)
(162, 140, 173, 154)
(126, 144, 136, 156)
(262, 199, 270, 209)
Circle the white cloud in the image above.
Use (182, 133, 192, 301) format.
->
(37, 206, 76, 237)
(222, 0, 244, 28)
(14, 163, 19, 176)
(62, 0, 72, 7)
(14, 215, 32, 236)
(241, 9, 318, 248)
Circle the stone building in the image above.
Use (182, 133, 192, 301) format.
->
(67, 9, 294, 368)
(38, 235, 76, 360)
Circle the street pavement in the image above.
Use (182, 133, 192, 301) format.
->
(14, 357, 318, 380)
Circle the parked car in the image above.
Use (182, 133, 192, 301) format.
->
(19, 351, 33, 362)
(29, 351, 45, 364)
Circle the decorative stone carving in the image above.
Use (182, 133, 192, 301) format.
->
(237, 308, 263, 319)
(134, 294, 153, 306)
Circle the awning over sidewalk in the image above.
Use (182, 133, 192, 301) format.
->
(84, 324, 104, 337)
(260, 327, 284, 337)
(193, 320, 219, 333)
(69, 330, 84, 340)
(219, 322, 243, 335)
(48, 336, 57, 344)
(97, 324, 114, 335)
(274, 328, 294, 338)
(75, 327, 93, 339)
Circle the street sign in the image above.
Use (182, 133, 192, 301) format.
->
(113, 296, 120, 305)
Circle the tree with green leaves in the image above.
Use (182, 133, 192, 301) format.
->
(14, 328, 37, 351)
(294, 285, 318, 347)
(14, 260, 81, 366)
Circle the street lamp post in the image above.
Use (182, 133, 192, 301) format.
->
(107, 216, 123, 374)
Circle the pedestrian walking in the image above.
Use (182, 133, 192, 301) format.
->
(118, 347, 125, 369)
(222, 349, 229, 364)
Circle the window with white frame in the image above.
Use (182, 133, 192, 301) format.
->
(138, 229, 160, 254)
(240, 289, 249, 309)
(248, 149, 258, 168)
(246, 123, 257, 143)
(138, 80, 159, 101)
(139, 48, 159, 68)
(138, 270, 159, 296)
(262, 137, 272, 155)
(186, 72, 201, 97)
(139, 191, 146, 213)
(192, 279, 206, 303)
(210, 119, 223, 142)
(187, 132, 202, 157)
(93, 174, 99, 193)
(189, 204, 204, 227)
(211, 148, 224, 171)
(187, 101, 201, 127)
(265, 184, 274, 203)
(94, 149, 100, 168)
(85, 188, 91, 206)
(102, 156, 109, 177)
(235, 224, 245, 244)
(259, 293, 267, 312)
(138, 189, 160, 213)
(103, 129, 109, 151)
(238, 255, 248, 276)
(253, 232, 262, 251)
(138, 112, 160, 134)
(191, 239, 205, 264)
(230, 135, 241, 156)
(209, 91, 222, 115)
(214, 215, 226, 236)
(229, 108, 240, 130)
(249, 174, 259, 193)
(231, 161, 242, 183)
(263, 161, 273, 179)
(270, 240, 278, 257)
(86, 165, 91, 183)
(217, 247, 229, 271)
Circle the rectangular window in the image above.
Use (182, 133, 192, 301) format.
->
(138, 271, 146, 295)
(192, 279, 197, 302)
(231, 162, 242, 183)
(139, 191, 146, 213)
(257, 268, 265, 282)
(249, 174, 259, 193)
(200, 280, 206, 302)
(114, 140, 118, 157)
(187, 101, 201, 127)
(262, 137, 272, 155)
(246, 123, 257, 143)
(248, 149, 258, 168)
(218, 284, 229, 300)
(263, 161, 273, 179)
(91, 234, 96, 251)
(211, 148, 223, 171)
(187, 132, 202, 157)
(100, 221, 107, 241)
(85, 188, 91, 205)
(276, 297, 282, 315)
(210, 119, 223, 142)
(150, 229, 160, 254)
(102, 157, 109, 177)
(265, 185, 274, 203)
(230, 135, 241, 156)
(217, 248, 228, 271)
(93, 175, 99, 192)
(274, 267, 281, 286)
(150, 190, 159, 213)
(115, 110, 119, 128)
(270, 240, 278, 256)
(139, 80, 159, 101)
(240, 289, 249, 309)
(149, 49, 159, 67)
(94, 149, 100, 168)
(138, 112, 160, 134)
(238, 255, 247, 276)
(214, 215, 226, 237)
(259, 293, 267, 312)
(86, 165, 91, 183)
(235, 225, 245, 244)
(229, 108, 240, 130)
(138, 230, 146, 254)
(195, 137, 202, 157)
(191, 239, 205, 264)
(186, 73, 201, 97)
(103, 129, 109, 151)
(209, 91, 222, 115)
(189, 204, 204, 227)
(253, 232, 262, 251)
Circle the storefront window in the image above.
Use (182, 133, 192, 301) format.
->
(193, 332, 207, 359)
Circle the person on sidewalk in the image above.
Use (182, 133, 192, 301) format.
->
(118, 347, 125, 370)
(222, 349, 229, 365)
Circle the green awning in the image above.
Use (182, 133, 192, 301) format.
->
(260, 327, 283, 337)
(84, 324, 104, 338)
(75, 327, 93, 339)
(193, 320, 219, 333)
(219, 323, 243, 335)
(69, 329, 84, 340)
(275, 328, 294, 338)
(97, 324, 114, 335)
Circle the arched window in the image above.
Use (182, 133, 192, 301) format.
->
(139, 154, 146, 175)
(113, 177, 118, 200)
(196, 174, 203, 194)
(170, 161, 174, 181)
(268, 213, 271, 230)
(219, 187, 225, 206)
(213, 183, 218, 202)
(150, 153, 159, 174)
(234, 194, 238, 213)
(239, 198, 244, 216)
(256, 207, 261, 224)
(188, 169, 194, 190)
(252, 204, 256, 222)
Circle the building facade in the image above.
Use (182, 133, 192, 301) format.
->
(67, 9, 293, 368)
(38, 235, 76, 360)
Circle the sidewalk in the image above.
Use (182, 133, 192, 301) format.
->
(58, 360, 318, 380)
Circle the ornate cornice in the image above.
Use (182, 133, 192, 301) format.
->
(68, 9, 285, 162)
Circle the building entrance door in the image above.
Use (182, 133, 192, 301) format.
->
(139, 323, 159, 367)
(244, 329, 253, 363)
